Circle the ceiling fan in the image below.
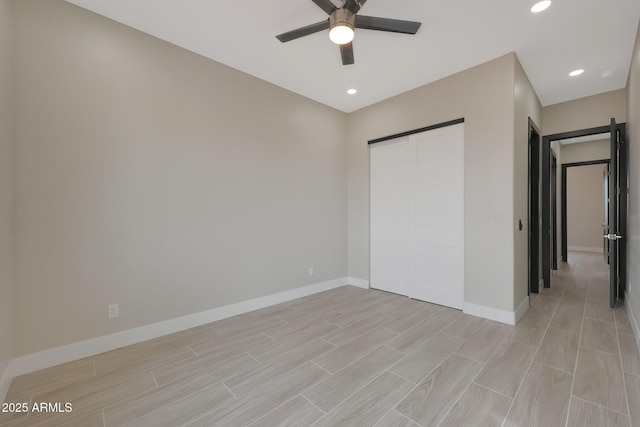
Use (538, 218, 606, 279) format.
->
(275, 0, 422, 65)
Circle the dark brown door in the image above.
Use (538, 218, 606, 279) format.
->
(606, 118, 627, 307)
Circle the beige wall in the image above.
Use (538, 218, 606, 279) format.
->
(543, 89, 627, 135)
(626, 21, 640, 336)
(348, 53, 518, 314)
(566, 164, 606, 251)
(12, 0, 348, 356)
(0, 0, 13, 377)
(560, 139, 610, 164)
(514, 57, 543, 309)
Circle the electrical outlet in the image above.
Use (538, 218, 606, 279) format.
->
(308, 267, 314, 276)
(108, 304, 119, 319)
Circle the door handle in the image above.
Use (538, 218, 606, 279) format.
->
(604, 234, 623, 240)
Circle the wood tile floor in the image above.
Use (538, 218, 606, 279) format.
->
(1, 251, 639, 426)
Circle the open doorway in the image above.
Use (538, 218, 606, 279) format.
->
(562, 160, 610, 258)
(541, 121, 627, 306)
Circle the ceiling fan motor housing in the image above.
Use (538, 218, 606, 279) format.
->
(330, 9, 356, 32)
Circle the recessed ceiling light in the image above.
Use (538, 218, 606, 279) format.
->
(347, 88, 357, 95)
(531, 1, 551, 13)
(569, 69, 584, 77)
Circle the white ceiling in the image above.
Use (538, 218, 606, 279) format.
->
(65, 0, 640, 113)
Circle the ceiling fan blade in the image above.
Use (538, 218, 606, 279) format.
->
(276, 20, 330, 43)
(343, 0, 367, 14)
(340, 42, 354, 65)
(312, 0, 338, 15)
(355, 15, 421, 34)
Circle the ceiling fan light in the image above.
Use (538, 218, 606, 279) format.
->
(329, 8, 356, 45)
(329, 25, 354, 44)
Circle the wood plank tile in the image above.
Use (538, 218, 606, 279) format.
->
(534, 327, 579, 373)
(573, 347, 626, 414)
(581, 317, 619, 354)
(185, 363, 328, 426)
(588, 282, 610, 301)
(154, 334, 271, 386)
(509, 314, 550, 346)
(374, 410, 420, 427)
(442, 314, 485, 339)
(438, 383, 512, 427)
(567, 397, 630, 427)
(615, 308, 634, 335)
(619, 333, 640, 375)
(474, 339, 537, 397)
(93, 345, 194, 375)
(188, 331, 274, 357)
(386, 317, 449, 354)
(5, 360, 95, 402)
(503, 363, 573, 427)
(135, 326, 219, 350)
(328, 301, 383, 328)
(276, 306, 340, 325)
(312, 372, 413, 427)
(585, 300, 616, 323)
(211, 315, 287, 337)
(247, 396, 323, 427)
(538, 282, 566, 299)
(249, 321, 338, 363)
(8, 374, 157, 426)
(120, 382, 234, 427)
(624, 373, 640, 426)
(224, 339, 335, 397)
(57, 411, 104, 427)
(266, 311, 340, 340)
(313, 327, 397, 373)
(304, 345, 404, 412)
(550, 304, 584, 333)
(104, 354, 256, 426)
(561, 289, 588, 307)
(389, 332, 463, 384)
(395, 353, 483, 426)
(529, 295, 560, 318)
(430, 307, 463, 323)
(32, 369, 154, 407)
(322, 312, 395, 347)
(454, 321, 511, 363)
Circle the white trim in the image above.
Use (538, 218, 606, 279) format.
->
(1, 277, 351, 396)
(515, 296, 530, 323)
(463, 301, 518, 325)
(346, 277, 369, 289)
(568, 245, 604, 254)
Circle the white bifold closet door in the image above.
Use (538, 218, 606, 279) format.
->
(370, 123, 464, 309)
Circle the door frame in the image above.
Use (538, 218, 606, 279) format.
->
(528, 118, 541, 294)
(542, 123, 626, 291)
(561, 159, 610, 262)
(551, 151, 558, 270)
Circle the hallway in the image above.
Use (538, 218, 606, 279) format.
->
(525, 250, 640, 426)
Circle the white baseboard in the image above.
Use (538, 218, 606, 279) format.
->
(515, 296, 530, 323)
(568, 246, 604, 254)
(0, 277, 353, 403)
(463, 301, 520, 326)
(346, 277, 369, 289)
